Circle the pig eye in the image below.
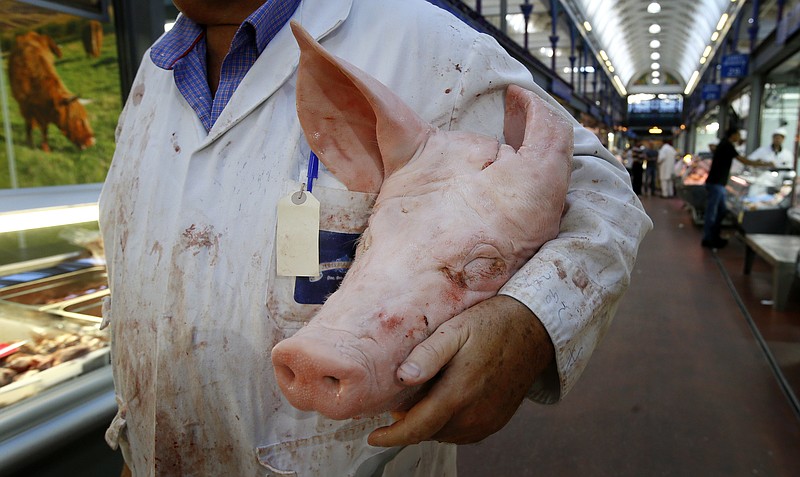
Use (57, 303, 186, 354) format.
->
(442, 244, 509, 292)
(462, 256, 508, 291)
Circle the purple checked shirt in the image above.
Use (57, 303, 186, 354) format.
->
(150, 0, 301, 131)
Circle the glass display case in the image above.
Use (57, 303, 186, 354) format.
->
(676, 152, 712, 225)
(726, 168, 797, 234)
(0, 237, 116, 475)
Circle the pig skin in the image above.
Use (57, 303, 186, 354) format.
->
(271, 22, 573, 420)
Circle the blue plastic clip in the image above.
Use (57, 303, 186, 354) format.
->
(307, 151, 319, 193)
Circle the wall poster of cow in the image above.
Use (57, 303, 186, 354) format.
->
(0, 0, 122, 188)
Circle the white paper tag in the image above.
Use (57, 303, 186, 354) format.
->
(276, 189, 320, 277)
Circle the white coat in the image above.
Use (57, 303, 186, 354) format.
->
(748, 144, 795, 169)
(658, 143, 677, 179)
(98, 0, 652, 475)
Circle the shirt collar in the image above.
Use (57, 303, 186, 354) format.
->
(151, 0, 301, 70)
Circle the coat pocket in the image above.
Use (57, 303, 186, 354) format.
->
(256, 414, 394, 477)
(105, 398, 127, 450)
(267, 185, 376, 328)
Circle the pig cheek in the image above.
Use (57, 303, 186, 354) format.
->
(376, 311, 433, 374)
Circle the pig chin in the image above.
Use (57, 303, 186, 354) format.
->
(271, 326, 421, 420)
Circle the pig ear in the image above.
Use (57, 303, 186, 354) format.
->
(503, 84, 571, 152)
(291, 21, 433, 193)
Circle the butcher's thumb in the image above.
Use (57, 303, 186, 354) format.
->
(397, 319, 468, 386)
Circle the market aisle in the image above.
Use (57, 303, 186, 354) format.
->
(458, 195, 800, 476)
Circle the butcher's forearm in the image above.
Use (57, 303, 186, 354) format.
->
(501, 154, 652, 402)
(502, 295, 555, 378)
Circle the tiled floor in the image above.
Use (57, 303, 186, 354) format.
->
(458, 195, 800, 476)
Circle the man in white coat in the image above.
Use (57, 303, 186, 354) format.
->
(99, 0, 651, 475)
(658, 139, 678, 198)
(748, 128, 794, 169)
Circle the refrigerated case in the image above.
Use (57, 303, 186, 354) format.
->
(726, 168, 797, 234)
(676, 152, 712, 225)
(0, 249, 116, 475)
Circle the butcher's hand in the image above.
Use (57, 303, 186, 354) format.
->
(368, 294, 555, 446)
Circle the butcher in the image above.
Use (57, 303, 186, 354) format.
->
(98, 0, 652, 476)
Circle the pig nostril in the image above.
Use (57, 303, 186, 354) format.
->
(274, 363, 296, 385)
(323, 375, 342, 395)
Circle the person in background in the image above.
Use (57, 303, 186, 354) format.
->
(736, 129, 748, 155)
(643, 141, 659, 196)
(631, 142, 645, 195)
(657, 139, 677, 198)
(702, 127, 772, 248)
(748, 128, 794, 169)
(99, 0, 651, 475)
(622, 145, 634, 177)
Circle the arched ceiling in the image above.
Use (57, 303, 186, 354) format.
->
(463, 0, 749, 95)
(564, 0, 735, 91)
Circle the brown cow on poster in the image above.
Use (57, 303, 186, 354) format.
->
(8, 31, 95, 152)
(82, 20, 103, 58)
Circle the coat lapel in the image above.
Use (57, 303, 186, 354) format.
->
(198, 0, 353, 150)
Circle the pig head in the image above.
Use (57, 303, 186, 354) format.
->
(271, 22, 573, 420)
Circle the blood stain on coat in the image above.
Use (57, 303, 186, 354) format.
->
(171, 132, 180, 153)
(181, 224, 222, 263)
(131, 82, 145, 106)
(219, 140, 233, 160)
(150, 241, 163, 266)
(572, 268, 590, 291)
(182, 224, 217, 248)
(553, 259, 567, 280)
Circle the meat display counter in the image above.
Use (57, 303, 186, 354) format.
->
(676, 152, 712, 225)
(725, 168, 797, 234)
(0, 253, 117, 475)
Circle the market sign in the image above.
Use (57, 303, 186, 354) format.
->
(720, 54, 749, 78)
(701, 84, 721, 101)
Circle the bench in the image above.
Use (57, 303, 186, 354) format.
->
(743, 234, 800, 311)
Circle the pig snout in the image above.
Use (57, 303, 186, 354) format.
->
(271, 327, 413, 420)
(272, 334, 368, 420)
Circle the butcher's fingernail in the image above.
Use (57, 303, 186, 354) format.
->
(399, 362, 421, 378)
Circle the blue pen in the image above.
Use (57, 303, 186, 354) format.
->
(307, 151, 319, 193)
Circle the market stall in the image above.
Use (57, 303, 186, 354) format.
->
(676, 152, 712, 225)
(726, 168, 797, 234)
